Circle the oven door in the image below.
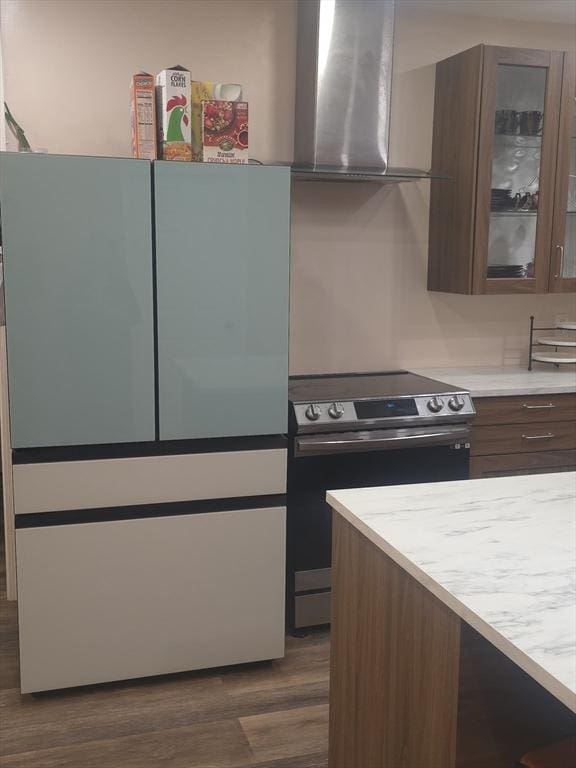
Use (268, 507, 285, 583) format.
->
(294, 424, 470, 456)
(286, 424, 470, 629)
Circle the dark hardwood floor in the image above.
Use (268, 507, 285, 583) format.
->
(0, 542, 329, 768)
(3, 537, 573, 768)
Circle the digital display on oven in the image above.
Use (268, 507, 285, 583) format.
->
(354, 398, 419, 419)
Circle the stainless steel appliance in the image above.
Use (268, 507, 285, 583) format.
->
(286, 371, 475, 629)
(292, 0, 434, 183)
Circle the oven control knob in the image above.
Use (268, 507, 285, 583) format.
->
(328, 402, 345, 419)
(448, 395, 465, 412)
(427, 396, 444, 413)
(305, 404, 321, 421)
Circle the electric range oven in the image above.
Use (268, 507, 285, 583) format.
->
(286, 371, 476, 630)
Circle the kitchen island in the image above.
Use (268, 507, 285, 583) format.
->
(327, 473, 576, 768)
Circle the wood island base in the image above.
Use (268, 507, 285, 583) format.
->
(329, 513, 576, 768)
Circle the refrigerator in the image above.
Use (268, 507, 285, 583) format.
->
(0, 153, 290, 692)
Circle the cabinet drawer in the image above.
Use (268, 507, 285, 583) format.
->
(17, 506, 286, 692)
(471, 421, 576, 456)
(14, 449, 287, 515)
(470, 450, 576, 478)
(473, 394, 576, 426)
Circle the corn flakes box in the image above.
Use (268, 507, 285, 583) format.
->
(155, 66, 192, 161)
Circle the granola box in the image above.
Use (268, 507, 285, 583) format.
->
(155, 66, 192, 161)
(191, 81, 213, 161)
(130, 72, 157, 159)
(202, 100, 248, 164)
(191, 82, 243, 161)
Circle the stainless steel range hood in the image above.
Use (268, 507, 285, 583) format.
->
(292, 0, 432, 183)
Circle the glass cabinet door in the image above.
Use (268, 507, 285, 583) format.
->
(155, 163, 290, 441)
(0, 153, 156, 448)
(550, 51, 576, 292)
(474, 47, 564, 293)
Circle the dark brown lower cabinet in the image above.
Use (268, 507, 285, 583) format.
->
(470, 393, 576, 478)
(470, 450, 576, 478)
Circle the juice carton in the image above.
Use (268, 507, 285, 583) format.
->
(191, 82, 243, 161)
(202, 100, 249, 164)
(155, 65, 192, 161)
(130, 72, 157, 159)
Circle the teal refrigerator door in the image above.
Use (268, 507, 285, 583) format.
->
(155, 163, 290, 440)
(0, 153, 156, 448)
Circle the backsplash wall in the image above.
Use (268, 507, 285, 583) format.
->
(290, 182, 573, 372)
(2, 0, 575, 373)
(290, 3, 576, 373)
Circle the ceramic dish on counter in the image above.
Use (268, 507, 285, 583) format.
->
(528, 316, 576, 371)
(535, 336, 576, 348)
(531, 351, 576, 365)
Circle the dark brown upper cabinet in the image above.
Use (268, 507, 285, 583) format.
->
(428, 45, 575, 295)
(550, 51, 576, 293)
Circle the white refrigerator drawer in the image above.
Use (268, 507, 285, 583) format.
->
(13, 448, 287, 514)
(16, 506, 286, 693)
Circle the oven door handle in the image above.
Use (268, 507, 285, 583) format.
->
(294, 426, 471, 456)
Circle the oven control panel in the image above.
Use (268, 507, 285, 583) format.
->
(295, 401, 357, 425)
(293, 393, 475, 429)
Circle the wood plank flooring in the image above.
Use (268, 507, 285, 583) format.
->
(0, 541, 329, 768)
(4, 533, 574, 768)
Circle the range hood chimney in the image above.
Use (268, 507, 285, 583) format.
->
(292, 0, 431, 182)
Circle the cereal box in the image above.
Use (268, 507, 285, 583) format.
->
(202, 100, 248, 164)
(191, 81, 213, 161)
(130, 72, 157, 160)
(191, 82, 243, 161)
(155, 66, 192, 161)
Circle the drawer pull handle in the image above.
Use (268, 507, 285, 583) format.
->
(522, 403, 555, 410)
(521, 432, 555, 440)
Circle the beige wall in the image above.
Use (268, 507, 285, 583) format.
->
(0, 0, 296, 160)
(2, 0, 575, 373)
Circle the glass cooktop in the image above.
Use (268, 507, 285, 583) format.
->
(288, 371, 464, 403)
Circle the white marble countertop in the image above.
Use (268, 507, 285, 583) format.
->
(412, 366, 576, 397)
(327, 473, 576, 712)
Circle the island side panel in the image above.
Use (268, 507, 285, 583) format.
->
(329, 511, 461, 768)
